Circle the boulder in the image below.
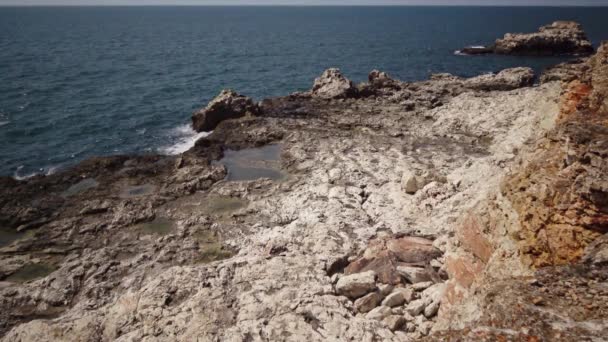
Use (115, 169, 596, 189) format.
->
(494, 21, 594, 56)
(381, 291, 406, 308)
(396, 266, 433, 284)
(366, 306, 392, 321)
(405, 299, 426, 316)
(465, 67, 535, 91)
(354, 292, 382, 313)
(191, 89, 259, 132)
(368, 70, 400, 89)
(383, 315, 406, 332)
(311, 68, 357, 99)
(335, 270, 376, 299)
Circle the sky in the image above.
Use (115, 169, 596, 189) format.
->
(1, 0, 607, 5)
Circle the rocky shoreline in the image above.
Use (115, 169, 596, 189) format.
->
(1, 27, 607, 341)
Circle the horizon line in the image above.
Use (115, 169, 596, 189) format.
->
(1, 4, 608, 7)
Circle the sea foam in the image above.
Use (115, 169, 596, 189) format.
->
(159, 124, 211, 155)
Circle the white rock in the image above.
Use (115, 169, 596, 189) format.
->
(412, 281, 434, 291)
(405, 299, 426, 316)
(335, 271, 376, 299)
(423, 300, 440, 318)
(366, 306, 392, 321)
(401, 170, 419, 194)
(381, 291, 405, 307)
(421, 283, 447, 305)
(383, 315, 406, 332)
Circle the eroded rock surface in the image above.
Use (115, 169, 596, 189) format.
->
(192, 89, 259, 132)
(0, 55, 596, 341)
(495, 21, 594, 56)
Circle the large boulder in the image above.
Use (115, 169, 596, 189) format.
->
(465, 67, 535, 91)
(494, 21, 594, 56)
(191, 89, 259, 132)
(311, 68, 357, 99)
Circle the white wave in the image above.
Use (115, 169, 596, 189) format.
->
(159, 124, 211, 155)
(13, 164, 61, 180)
(0, 121, 9, 127)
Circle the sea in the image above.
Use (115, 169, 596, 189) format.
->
(1, 6, 607, 178)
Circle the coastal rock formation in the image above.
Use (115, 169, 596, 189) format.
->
(2, 49, 607, 341)
(192, 89, 259, 132)
(494, 21, 594, 56)
(434, 43, 608, 341)
(311, 68, 357, 99)
(464, 67, 535, 91)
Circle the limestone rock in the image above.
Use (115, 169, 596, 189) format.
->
(366, 306, 392, 321)
(401, 170, 420, 194)
(354, 292, 382, 313)
(335, 270, 376, 299)
(412, 281, 433, 291)
(405, 299, 426, 316)
(311, 68, 357, 99)
(383, 315, 406, 332)
(423, 300, 440, 318)
(465, 67, 535, 91)
(192, 89, 259, 132)
(494, 21, 594, 56)
(381, 291, 405, 307)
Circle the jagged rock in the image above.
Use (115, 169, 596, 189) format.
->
(191, 89, 258, 132)
(311, 68, 357, 99)
(465, 67, 535, 91)
(366, 306, 392, 321)
(418, 321, 433, 336)
(383, 315, 406, 332)
(368, 70, 400, 89)
(344, 236, 442, 285)
(378, 284, 394, 297)
(405, 299, 426, 316)
(335, 270, 376, 299)
(394, 287, 416, 303)
(397, 266, 433, 284)
(354, 292, 382, 313)
(494, 21, 594, 56)
(582, 233, 608, 265)
(381, 291, 406, 307)
(540, 58, 589, 84)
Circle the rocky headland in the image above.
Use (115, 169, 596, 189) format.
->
(1, 30, 607, 341)
(459, 21, 595, 56)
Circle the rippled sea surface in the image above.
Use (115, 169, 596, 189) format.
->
(1, 6, 607, 177)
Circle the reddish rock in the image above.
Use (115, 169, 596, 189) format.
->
(457, 214, 494, 263)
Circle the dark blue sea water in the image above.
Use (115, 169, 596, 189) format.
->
(1, 6, 607, 177)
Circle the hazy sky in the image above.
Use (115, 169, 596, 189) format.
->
(2, 0, 608, 6)
(1, 0, 607, 5)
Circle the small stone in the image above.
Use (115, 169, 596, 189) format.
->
(430, 259, 443, 269)
(405, 299, 426, 316)
(354, 292, 382, 313)
(382, 291, 406, 307)
(423, 300, 440, 318)
(335, 271, 376, 299)
(383, 315, 406, 332)
(418, 321, 433, 336)
(391, 307, 404, 315)
(401, 171, 419, 194)
(412, 281, 434, 291)
(366, 306, 392, 321)
(532, 297, 544, 306)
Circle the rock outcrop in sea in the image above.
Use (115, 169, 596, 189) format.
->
(0, 27, 607, 342)
(458, 21, 594, 56)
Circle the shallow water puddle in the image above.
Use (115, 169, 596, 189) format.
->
(193, 230, 235, 263)
(217, 144, 285, 181)
(120, 184, 157, 199)
(5, 263, 56, 283)
(0, 226, 26, 248)
(139, 217, 175, 235)
(164, 193, 248, 218)
(61, 178, 99, 197)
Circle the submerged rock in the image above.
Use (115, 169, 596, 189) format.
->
(192, 89, 259, 132)
(311, 68, 357, 99)
(494, 21, 594, 56)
